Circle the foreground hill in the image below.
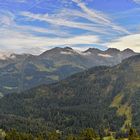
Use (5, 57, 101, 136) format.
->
(0, 47, 137, 96)
(0, 55, 140, 134)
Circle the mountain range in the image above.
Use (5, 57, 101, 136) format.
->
(0, 54, 140, 134)
(0, 47, 138, 96)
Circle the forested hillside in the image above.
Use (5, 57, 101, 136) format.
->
(0, 55, 140, 135)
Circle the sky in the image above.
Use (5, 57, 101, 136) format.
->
(0, 0, 140, 54)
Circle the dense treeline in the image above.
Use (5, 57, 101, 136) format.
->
(0, 66, 126, 134)
(0, 55, 140, 135)
(0, 128, 99, 140)
(1, 127, 140, 140)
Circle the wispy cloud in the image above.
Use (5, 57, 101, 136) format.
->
(21, 11, 110, 35)
(21, 0, 129, 35)
(133, 0, 140, 4)
(0, 11, 100, 54)
(0, 10, 71, 37)
(72, 0, 130, 34)
(0, 10, 15, 26)
(0, 27, 99, 54)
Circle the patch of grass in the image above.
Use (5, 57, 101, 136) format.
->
(117, 103, 132, 131)
(54, 62, 85, 69)
(110, 93, 124, 108)
(47, 75, 59, 81)
(35, 64, 56, 72)
(110, 93, 132, 131)
(103, 136, 115, 140)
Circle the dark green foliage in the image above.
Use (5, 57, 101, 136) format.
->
(66, 134, 77, 140)
(47, 130, 61, 140)
(5, 129, 34, 140)
(0, 55, 140, 134)
(4, 127, 140, 140)
(1, 128, 104, 140)
(3, 129, 46, 140)
(79, 128, 99, 140)
(128, 128, 140, 140)
(0, 66, 124, 133)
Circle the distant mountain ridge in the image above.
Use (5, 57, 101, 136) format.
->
(0, 47, 136, 61)
(0, 47, 138, 96)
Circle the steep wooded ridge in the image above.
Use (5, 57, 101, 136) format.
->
(0, 47, 137, 96)
(0, 55, 140, 134)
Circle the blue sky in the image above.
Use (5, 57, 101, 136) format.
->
(0, 0, 140, 54)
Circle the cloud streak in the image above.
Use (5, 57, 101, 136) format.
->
(0, 9, 101, 54)
(21, 1, 129, 35)
(21, 11, 111, 35)
(133, 0, 140, 4)
(72, 0, 130, 34)
(0, 21, 99, 54)
(0, 29, 99, 54)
